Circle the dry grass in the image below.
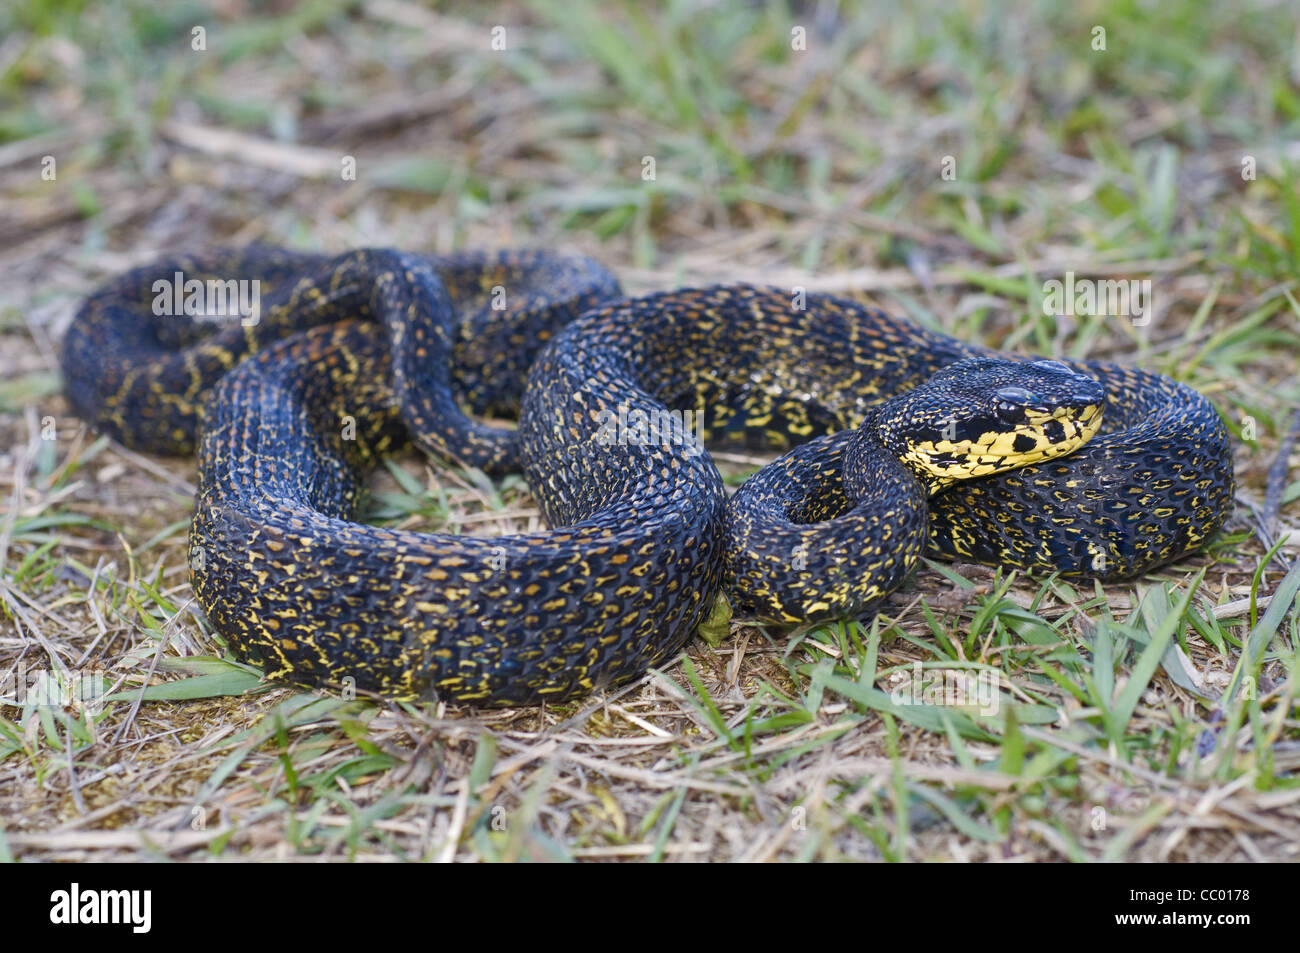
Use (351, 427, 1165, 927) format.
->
(1, 0, 1298, 862)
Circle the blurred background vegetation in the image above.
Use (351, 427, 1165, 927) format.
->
(4, 0, 1299, 271)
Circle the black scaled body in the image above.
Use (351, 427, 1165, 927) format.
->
(60, 251, 1235, 704)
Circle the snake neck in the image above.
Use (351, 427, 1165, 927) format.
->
(849, 405, 946, 500)
(841, 416, 930, 508)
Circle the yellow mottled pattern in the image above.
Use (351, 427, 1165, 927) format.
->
(61, 250, 1235, 705)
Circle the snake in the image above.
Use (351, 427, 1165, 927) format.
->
(60, 247, 1235, 706)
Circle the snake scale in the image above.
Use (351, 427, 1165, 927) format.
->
(61, 248, 1235, 705)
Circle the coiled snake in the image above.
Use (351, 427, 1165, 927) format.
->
(61, 248, 1235, 705)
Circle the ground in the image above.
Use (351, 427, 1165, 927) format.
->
(0, 0, 1298, 862)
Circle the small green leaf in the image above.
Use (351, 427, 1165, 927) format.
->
(696, 592, 732, 647)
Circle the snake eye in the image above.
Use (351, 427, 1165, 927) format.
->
(994, 387, 1032, 422)
(995, 400, 1025, 422)
(995, 386, 1033, 405)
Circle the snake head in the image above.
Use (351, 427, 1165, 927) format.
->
(875, 357, 1106, 493)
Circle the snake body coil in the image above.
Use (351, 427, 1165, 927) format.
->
(61, 248, 1235, 705)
